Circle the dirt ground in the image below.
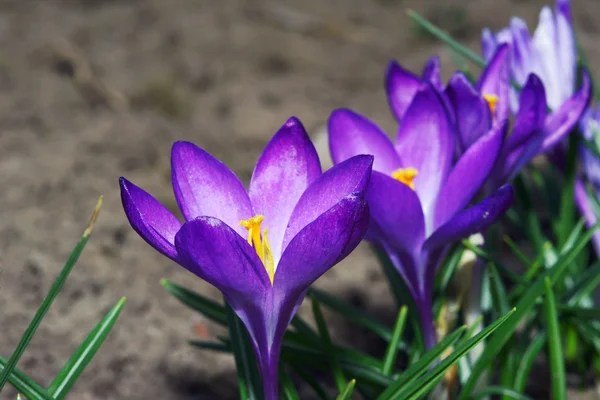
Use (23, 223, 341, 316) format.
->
(1, 0, 600, 399)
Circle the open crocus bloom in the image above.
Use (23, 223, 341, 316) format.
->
(482, 0, 576, 112)
(388, 44, 591, 189)
(120, 117, 373, 400)
(328, 83, 513, 349)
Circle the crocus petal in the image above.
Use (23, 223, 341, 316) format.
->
(532, 6, 573, 109)
(542, 71, 592, 151)
(174, 216, 271, 296)
(574, 179, 600, 257)
(422, 56, 443, 91)
(481, 28, 498, 61)
(477, 44, 511, 122)
(274, 194, 369, 294)
(367, 171, 425, 256)
(175, 216, 276, 399)
(395, 83, 454, 224)
(434, 120, 507, 229)
(505, 74, 547, 152)
(119, 177, 182, 261)
(249, 117, 321, 262)
(509, 17, 534, 86)
(171, 141, 253, 236)
(445, 72, 492, 151)
(282, 155, 373, 251)
(328, 109, 401, 175)
(386, 60, 421, 122)
(424, 185, 513, 252)
(555, 0, 576, 101)
(365, 171, 425, 294)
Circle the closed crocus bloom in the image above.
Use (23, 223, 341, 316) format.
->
(120, 117, 373, 400)
(482, 0, 576, 111)
(481, 0, 591, 147)
(328, 83, 513, 348)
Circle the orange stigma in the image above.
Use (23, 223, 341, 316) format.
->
(392, 168, 418, 190)
(483, 94, 498, 116)
(240, 215, 275, 284)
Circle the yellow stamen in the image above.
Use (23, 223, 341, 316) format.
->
(483, 94, 498, 116)
(392, 167, 418, 190)
(240, 215, 275, 285)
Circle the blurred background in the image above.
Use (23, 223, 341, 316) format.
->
(0, 0, 599, 398)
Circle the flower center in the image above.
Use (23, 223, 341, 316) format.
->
(392, 167, 418, 190)
(240, 215, 275, 285)
(483, 94, 498, 116)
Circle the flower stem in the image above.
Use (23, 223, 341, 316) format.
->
(259, 348, 281, 400)
(417, 296, 436, 351)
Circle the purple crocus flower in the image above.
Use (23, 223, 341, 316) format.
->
(119, 117, 373, 400)
(575, 106, 600, 256)
(328, 83, 513, 349)
(388, 44, 591, 190)
(481, 0, 576, 112)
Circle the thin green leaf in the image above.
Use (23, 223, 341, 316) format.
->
(0, 197, 103, 393)
(225, 304, 262, 400)
(406, 10, 485, 68)
(0, 356, 54, 400)
(563, 262, 600, 305)
(376, 326, 466, 399)
(503, 235, 532, 266)
(280, 366, 300, 400)
(544, 278, 566, 400)
(458, 222, 599, 400)
(381, 309, 516, 400)
(473, 386, 533, 400)
(513, 334, 546, 392)
(160, 279, 227, 325)
(289, 365, 330, 400)
(382, 306, 408, 376)
(48, 297, 126, 398)
(559, 305, 600, 320)
(309, 287, 393, 341)
(336, 379, 356, 400)
(311, 295, 347, 392)
(488, 263, 510, 316)
(554, 135, 578, 247)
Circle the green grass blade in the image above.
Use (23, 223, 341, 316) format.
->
(280, 366, 300, 400)
(47, 297, 126, 398)
(160, 279, 227, 325)
(458, 222, 598, 400)
(0, 197, 103, 393)
(377, 326, 466, 399)
(289, 365, 330, 400)
(544, 278, 566, 400)
(311, 295, 347, 392)
(563, 262, 600, 305)
(554, 135, 578, 247)
(225, 304, 262, 400)
(336, 379, 356, 400)
(473, 386, 533, 400)
(0, 356, 54, 400)
(513, 334, 546, 392)
(381, 309, 515, 400)
(381, 306, 408, 376)
(406, 9, 485, 68)
(309, 288, 393, 341)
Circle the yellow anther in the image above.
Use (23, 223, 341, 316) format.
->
(240, 215, 275, 285)
(392, 168, 418, 190)
(483, 94, 498, 116)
